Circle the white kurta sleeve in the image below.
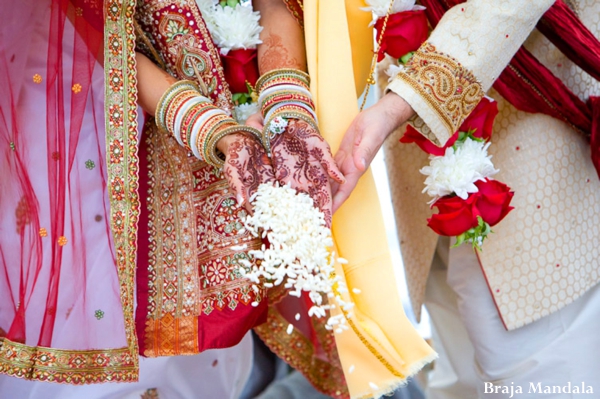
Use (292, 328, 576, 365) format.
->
(387, 0, 555, 145)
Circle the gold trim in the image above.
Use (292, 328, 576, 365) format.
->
(393, 42, 484, 134)
(506, 64, 583, 135)
(104, 0, 140, 372)
(134, 19, 167, 70)
(254, 307, 348, 399)
(282, 0, 304, 27)
(0, 339, 136, 384)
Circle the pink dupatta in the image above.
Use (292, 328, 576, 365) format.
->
(0, 0, 139, 383)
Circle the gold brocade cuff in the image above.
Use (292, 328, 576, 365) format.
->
(387, 43, 484, 146)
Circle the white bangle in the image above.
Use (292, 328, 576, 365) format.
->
(173, 96, 210, 147)
(257, 84, 313, 106)
(264, 101, 318, 126)
(188, 108, 226, 160)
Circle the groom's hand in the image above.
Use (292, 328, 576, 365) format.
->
(331, 93, 414, 213)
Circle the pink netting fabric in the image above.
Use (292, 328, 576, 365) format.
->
(0, 0, 128, 355)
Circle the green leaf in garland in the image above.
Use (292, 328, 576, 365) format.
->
(232, 92, 252, 106)
(452, 216, 491, 251)
(399, 52, 415, 65)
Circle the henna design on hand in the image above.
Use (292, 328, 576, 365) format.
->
(259, 33, 301, 73)
(224, 133, 275, 207)
(270, 120, 344, 226)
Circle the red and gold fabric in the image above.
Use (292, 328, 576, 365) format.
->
(135, 2, 347, 397)
(133, 0, 267, 357)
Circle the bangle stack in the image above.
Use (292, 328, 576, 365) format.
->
(256, 69, 318, 156)
(156, 80, 260, 168)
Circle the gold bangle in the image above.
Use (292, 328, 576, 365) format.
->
(206, 125, 262, 169)
(255, 68, 310, 93)
(155, 80, 201, 132)
(203, 117, 237, 166)
(198, 113, 233, 164)
(164, 90, 199, 135)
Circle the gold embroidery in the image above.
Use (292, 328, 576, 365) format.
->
(33, 74, 42, 83)
(72, 83, 82, 93)
(142, 119, 265, 355)
(394, 42, 483, 134)
(282, 0, 304, 27)
(103, 0, 140, 379)
(134, 20, 167, 70)
(0, 338, 136, 383)
(254, 307, 348, 399)
(135, 0, 234, 112)
(143, 314, 199, 356)
(141, 388, 160, 399)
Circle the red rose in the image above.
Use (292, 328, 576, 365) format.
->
(427, 195, 480, 236)
(473, 179, 514, 226)
(459, 97, 499, 141)
(375, 10, 429, 62)
(220, 48, 260, 94)
(400, 125, 458, 156)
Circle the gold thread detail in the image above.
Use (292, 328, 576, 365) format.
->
(392, 43, 484, 133)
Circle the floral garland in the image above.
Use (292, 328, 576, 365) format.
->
(196, 0, 261, 123)
(368, 0, 514, 249)
(401, 99, 514, 248)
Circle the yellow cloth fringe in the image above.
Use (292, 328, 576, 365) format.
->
(304, 1, 437, 397)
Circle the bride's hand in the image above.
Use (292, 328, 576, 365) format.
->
(245, 112, 264, 131)
(218, 132, 275, 209)
(270, 119, 345, 227)
(331, 93, 414, 213)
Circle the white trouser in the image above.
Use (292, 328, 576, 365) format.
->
(425, 239, 600, 399)
(0, 332, 253, 399)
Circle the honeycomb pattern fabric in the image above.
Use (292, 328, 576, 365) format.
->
(383, 119, 439, 322)
(384, 0, 600, 329)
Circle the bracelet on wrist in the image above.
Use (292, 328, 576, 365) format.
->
(255, 69, 319, 156)
(156, 79, 250, 169)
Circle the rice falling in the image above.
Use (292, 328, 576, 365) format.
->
(239, 183, 355, 332)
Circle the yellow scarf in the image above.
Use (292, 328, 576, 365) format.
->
(304, 1, 436, 397)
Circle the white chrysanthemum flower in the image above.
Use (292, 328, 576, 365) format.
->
(421, 138, 498, 200)
(362, 0, 425, 18)
(234, 102, 259, 124)
(210, 4, 263, 55)
(386, 63, 405, 80)
(241, 183, 354, 332)
(195, 0, 218, 31)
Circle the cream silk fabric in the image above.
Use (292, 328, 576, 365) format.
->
(387, 0, 555, 144)
(385, 0, 600, 330)
(304, 1, 436, 398)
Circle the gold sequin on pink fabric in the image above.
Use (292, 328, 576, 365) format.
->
(39, 228, 47, 237)
(33, 74, 42, 84)
(58, 236, 68, 246)
(72, 83, 82, 93)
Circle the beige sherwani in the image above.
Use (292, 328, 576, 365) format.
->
(385, 0, 600, 332)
